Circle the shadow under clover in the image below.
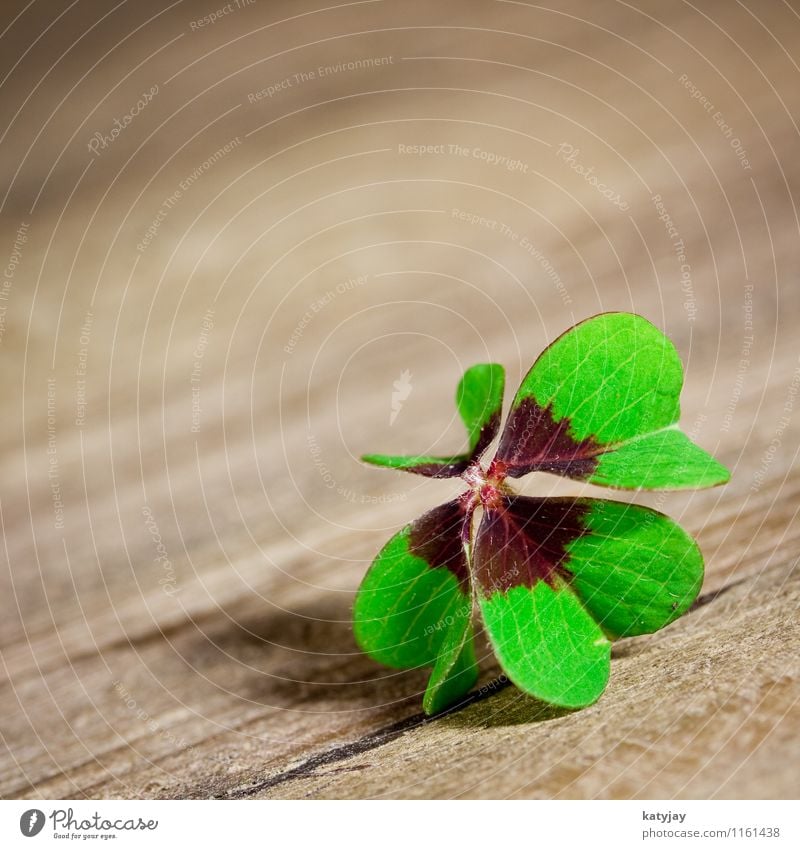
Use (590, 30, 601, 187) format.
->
(438, 675, 578, 729)
(188, 598, 434, 712)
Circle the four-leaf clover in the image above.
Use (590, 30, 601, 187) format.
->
(353, 313, 730, 715)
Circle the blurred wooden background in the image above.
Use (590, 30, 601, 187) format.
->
(1, 0, 798, 799)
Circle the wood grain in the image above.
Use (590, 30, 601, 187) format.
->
(1, 0, 798, 799)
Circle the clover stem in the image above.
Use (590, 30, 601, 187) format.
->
(461, 460, 513, 512)
(486, 457, 508, 482)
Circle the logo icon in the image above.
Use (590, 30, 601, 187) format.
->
(390, 369, 413, 425)
(19, 809, 45, 837)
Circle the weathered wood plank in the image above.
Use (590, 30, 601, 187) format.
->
(250, 558, 800, 800)
(1, 0, 799, 800)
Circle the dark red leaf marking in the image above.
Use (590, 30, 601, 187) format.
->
(402, 458, 472, 478)
(473, 496, 591, 596)
(408, 498, 472, 586)
(494, 398, 601, 479)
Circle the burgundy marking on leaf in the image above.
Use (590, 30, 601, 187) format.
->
(470, 410, 502, 462)
(407, 459, 472, 478)
(361, 454, 473, 477)
(494, 398, 601, 479)
(473, 496, 591, 596)
(408, 498, 472, 586)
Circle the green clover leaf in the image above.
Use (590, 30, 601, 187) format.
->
(361, 363, 504, 477)
(354, 313, 730, 714)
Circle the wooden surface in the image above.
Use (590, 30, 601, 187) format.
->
(1, 0, 799, 799)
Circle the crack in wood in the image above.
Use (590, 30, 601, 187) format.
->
(222, 677, 512, 798)
(222, 575, 747, 797)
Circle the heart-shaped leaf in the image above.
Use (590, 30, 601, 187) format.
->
(473, 494, 610, 706)
(494, 313, 729, 489)
(353, 499, 471, 669)
(360, 453, 471, 478)
(361, 363, 505, 477)
(422, 616, 478, 715)
(456, 363, 505, 457)
(564, 498, 703, 638)
(479, 580, 610, 708)
(472, 493, 703, 705)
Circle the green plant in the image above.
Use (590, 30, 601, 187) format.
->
(354, 313, 730, 715)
